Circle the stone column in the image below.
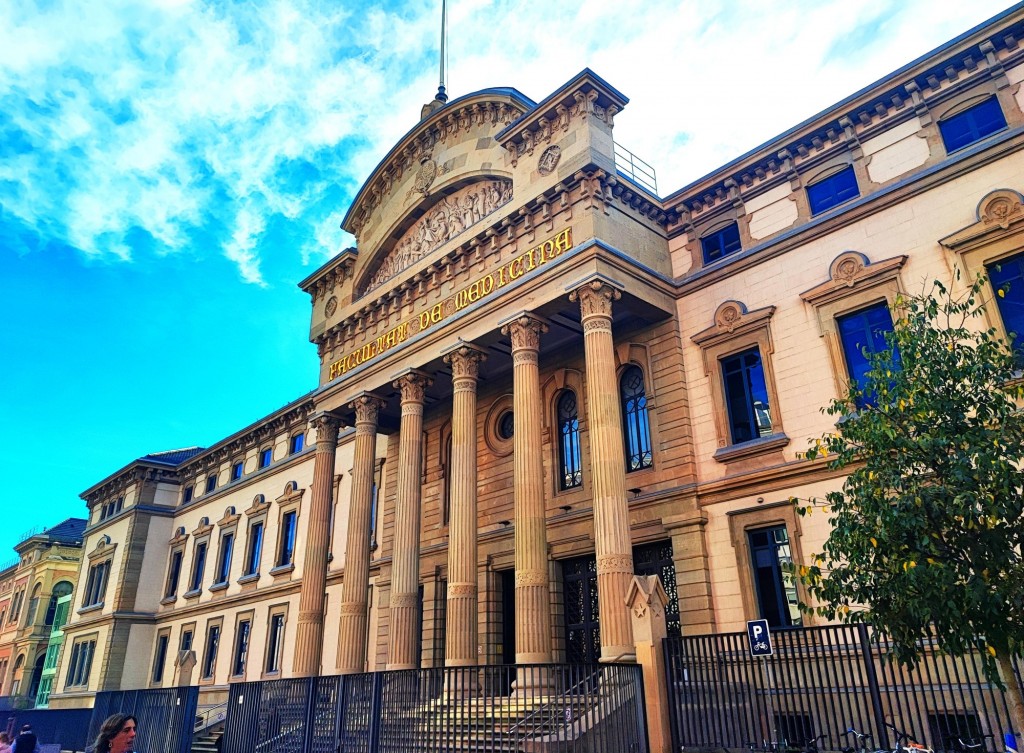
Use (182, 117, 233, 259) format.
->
(570, 280, 635, 661)
(387, 371, 432, 670)
(337, 394, 385, 675)
(442, 344, 486, 683)
(294, 413, 342, 678)
(501, 314, 554, 668)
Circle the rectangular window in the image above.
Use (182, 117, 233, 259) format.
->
(721, 348, 773, 444)
(151, 632, 170, 683)
(82, 562, 110, 608)
(259, 448, 273, 468)
(939, 97, 1007, 153)
(748, 526, 802, 628)
(202, 624, 221, 679)
(988, 253, 1024, 361)
(701, 221, 742, 264)
(35, 677, 52, 708)
(245, 522, 264, 576)
(164, 550, 183, 598)
(837, 302, 898, 407)
(232, 619, 251, 676)
(266, 613, 285, 673)
(180, 628, 194, 652)
(231, 462, 243, 481)
(215, 533, 234, 585)
(277, 511, 297, 567)
(189, 542, 208, 592)
(806, 165, 859, 215)
(183, 485, 193, 504)
(52, 600, 69, 631)
(65, 638, 96, 688)
(43, 642, 60, 670)
(205, 475, 217, 493)
(289, 433, 305, 454)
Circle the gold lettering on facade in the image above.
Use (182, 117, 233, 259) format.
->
(326, 228, 573, 380)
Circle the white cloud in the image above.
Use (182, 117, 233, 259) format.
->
(0, 0, 1015, 281)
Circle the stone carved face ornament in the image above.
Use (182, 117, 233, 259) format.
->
(361, 179, 513, 296)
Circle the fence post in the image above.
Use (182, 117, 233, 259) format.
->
(302, 677, 316, 753)
(858, 623, 889, 749)
(627, 575, 670, 753)
(367, 673, 384, 753)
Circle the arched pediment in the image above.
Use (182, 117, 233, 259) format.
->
(355, 176, 514, 297)
(342, 89, 532, 239)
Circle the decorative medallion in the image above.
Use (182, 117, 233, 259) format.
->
(538, 145, 561, 175)
(980, 190, 1024, 230)
(714, 301, 747, 333)
(325, 296, 338, 317)
(414, 157, 438, 196)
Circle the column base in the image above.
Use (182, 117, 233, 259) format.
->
(511, 664, 555, 699)
(443, 662, 480, 699)
(600, 646, 637, 664)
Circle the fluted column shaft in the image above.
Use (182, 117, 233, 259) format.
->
(443, 345, 486, 670)
(292, 415, 344, 680)
(293, 413, 342, 677)
(387, 372, 432, 670)
(337, 395, 385, 675)
(501, 315, 554, 665)
(571, 281, 635, 662)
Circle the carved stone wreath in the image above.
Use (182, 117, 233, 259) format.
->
(538, 145, 561, 175)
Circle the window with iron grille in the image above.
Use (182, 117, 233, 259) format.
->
(620, 365, 653, 472)
(557, 390, 582, 490)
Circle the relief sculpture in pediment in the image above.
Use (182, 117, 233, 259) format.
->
(361, 179, 513, 296)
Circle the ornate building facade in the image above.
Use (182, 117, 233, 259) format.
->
(47, 4, 1024, 712)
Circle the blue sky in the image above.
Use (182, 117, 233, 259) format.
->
(0, 0, 1015, 560)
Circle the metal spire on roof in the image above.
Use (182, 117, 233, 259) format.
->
(436, 0, 448, 103)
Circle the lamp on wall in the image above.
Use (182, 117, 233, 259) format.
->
(628, 488, 642, 499)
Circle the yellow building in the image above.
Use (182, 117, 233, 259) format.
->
(48, 3, 1024, 730)
(0, 519, 85, 707)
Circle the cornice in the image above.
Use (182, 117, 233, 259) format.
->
(496, 68, 629, 167)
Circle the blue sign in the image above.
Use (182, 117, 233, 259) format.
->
(747, 619, 773, 657)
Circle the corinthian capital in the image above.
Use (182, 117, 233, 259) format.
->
(310, 412, 344, 445)
(570, 280, 622, 319)
(349, 394, 386, 426)
(500, 313, 548, 352)
(393, 371, 433, 405)
(443, 343, 487, 381)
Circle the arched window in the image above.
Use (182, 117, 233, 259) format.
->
(442, 433, 452, 525)
(44, 581, 73, 627)
(620, 365, 653, 472)
(557, 391, 582, 490)
(25, 583, 42, 627)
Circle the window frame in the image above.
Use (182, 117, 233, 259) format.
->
(231, 612, 254, 678)
(213, 530, 235, 588)
(700, 220, 743, 264)
(230, 461, 244, 482)
(620, 363, 654, 473)
(258, 447, 273, 469)
(691, 300, 789, 463)
(800, 251, 908, 401)
(205, 474, 218, 494)
(274, 509, 298, 571)
(747, 525, 803, 628)
(186, 539, 209, 596)
(263, 604, 288, 676)
(938, 95, 1008, 154)
(556, 389, 583, 491)
(806, 164, 860, 215)
(81, 560, 111, 609)
(151, 629, 171, 685)
(64, 636, 97, 689)
(721, 347, 775, 445)
(200, 618, 223, 683)
(289, 432, 305, 455)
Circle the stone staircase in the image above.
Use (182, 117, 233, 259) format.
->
(191, 727, 223, 753)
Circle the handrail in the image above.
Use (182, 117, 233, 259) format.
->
(194, 701, 228, 733)
(507, 667, 607, 737)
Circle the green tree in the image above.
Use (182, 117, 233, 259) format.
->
(800, 271, 1024, 739)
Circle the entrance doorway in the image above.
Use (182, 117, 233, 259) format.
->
(561, 555, 599, 664)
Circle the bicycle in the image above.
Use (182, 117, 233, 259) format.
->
(842, 727, 875, 753)
(957, 735, 994, 753)
(885, 723, 933, 753)
(793, 733, 830, 753)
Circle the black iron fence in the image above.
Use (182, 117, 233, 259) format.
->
(223, 663, 647, 753)
(90, 687, 199, 753)
(665, 624, 1023, 753)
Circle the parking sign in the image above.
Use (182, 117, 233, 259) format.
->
(747, 619, 773, 657)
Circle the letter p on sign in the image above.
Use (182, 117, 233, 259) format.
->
(747, 619, 773, 657)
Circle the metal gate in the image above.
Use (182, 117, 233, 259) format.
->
(665, 624, 1023, 753)
(90, 686, 199, 753)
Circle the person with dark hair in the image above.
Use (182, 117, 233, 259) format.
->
(12, 725, 38, 753)
(91, 715, 137, 753)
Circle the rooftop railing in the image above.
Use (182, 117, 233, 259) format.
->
(614, 141, 658, 195)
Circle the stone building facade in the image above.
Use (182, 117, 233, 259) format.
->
(47, 4, 1024, 711)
